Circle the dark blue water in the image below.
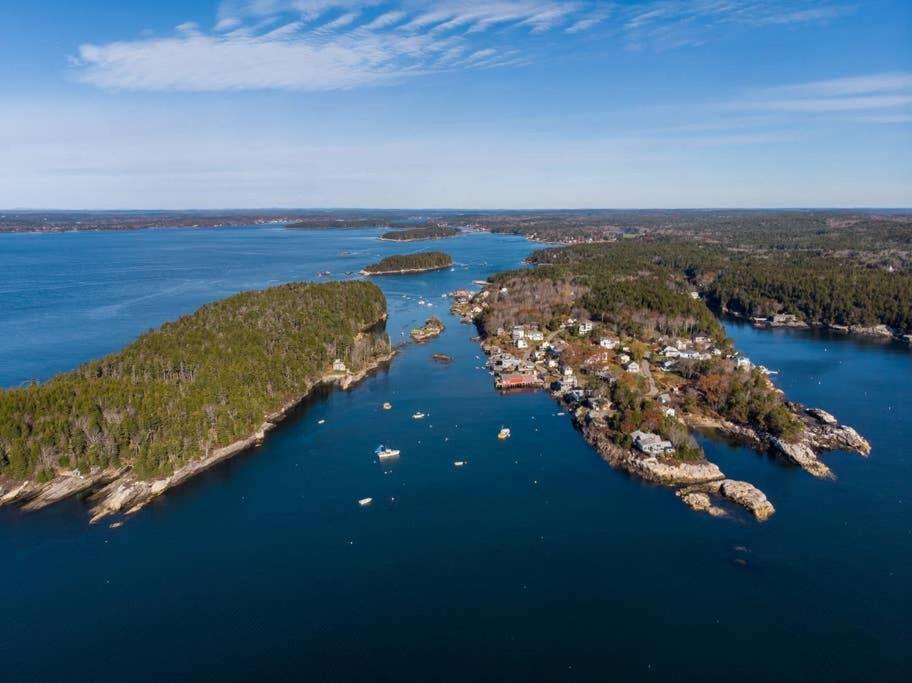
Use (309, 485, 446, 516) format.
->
(1, 227, 909, 681)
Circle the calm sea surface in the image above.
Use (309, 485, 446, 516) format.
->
(0, 227, 909, 681)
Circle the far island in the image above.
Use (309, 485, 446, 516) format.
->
(361, 251, 453, 276)
(380, 226, 460, 242)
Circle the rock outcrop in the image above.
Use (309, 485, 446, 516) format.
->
(805, 423, 871, 456)
(679, 479, 776, 521)
(583, 425, 725, 485)
(678, 491, 728, 518)
(771, 437, 833, 479)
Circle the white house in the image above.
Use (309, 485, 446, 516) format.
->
(631, 431, 675, 456)
(528, 330, 544, 342)
(599, 337, 617, 349)
(618, 353, 631, 365)
(514, 338, 528, 350)
(578, 321, 594, 335)
(735, 356, 753, 371)
(332, 359, 347, 373)
(624, 361, 641, 374)
(512, 325, 525, 340)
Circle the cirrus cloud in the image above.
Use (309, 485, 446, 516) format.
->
(71, 1, 859, 92)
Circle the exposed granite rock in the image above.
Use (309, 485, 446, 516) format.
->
(688, 410, 870, 479)
(771, 437, 833, 479)
(583, 425, 725, 485)
(719, 480, 776, 521)
(805, 424, 871, 456)
(678, 491, 728, 518)
(848, 324, 894, 338)
(680, 479, 776, 521)
(806, 407, 838, 425)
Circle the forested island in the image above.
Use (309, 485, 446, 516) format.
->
(361, 251, 453, 275)
(380, 226, 460, 242)
(0, 281, 393, 521)
(463, 241, 872, 520)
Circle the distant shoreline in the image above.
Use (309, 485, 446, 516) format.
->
(360, 264, 452, 276)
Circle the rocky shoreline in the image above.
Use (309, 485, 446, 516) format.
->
(725, 309, 908, 343)
(0, 348, 397, 523)
(685, 411, 870, 480)
(360, 264, 452, 276)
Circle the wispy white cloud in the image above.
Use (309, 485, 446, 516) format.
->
(737, 72, 912, 113)
(71, 1, 859, 92)
(320, 12, 360, 31)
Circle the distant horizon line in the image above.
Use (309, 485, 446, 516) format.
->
(4, 207, 911, 213)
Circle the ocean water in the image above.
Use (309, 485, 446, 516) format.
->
(0, 227, 909, 681)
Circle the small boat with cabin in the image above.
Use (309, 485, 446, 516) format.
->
(375, 445, 401, 459)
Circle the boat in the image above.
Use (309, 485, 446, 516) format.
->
(358, 497, 373, 507)
(498, 427, 511, 440)
(454, 461, 466, 467)
(375, 445, 401, 459)
(383, 402, 392, 410)
(317, 419, 326, 425)
(412, 412, 426, 419)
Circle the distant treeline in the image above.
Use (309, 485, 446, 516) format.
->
(0, 281, 389, 481)
(529, 239, 912, 335)
(380, 226, 460, 241)
(362, 251, 453, 274)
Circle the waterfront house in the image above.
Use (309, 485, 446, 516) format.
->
(332, 359, 347, 373)
(631, 431, 675, 456)
(496, 371, 540, 390)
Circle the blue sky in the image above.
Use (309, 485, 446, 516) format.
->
(1, 0, 910, 208)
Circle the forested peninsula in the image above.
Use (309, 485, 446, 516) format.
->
(529, 239, 912, 338)
(0, 281, 393, 521)
(361, 251, 453, 275)
(464, 241, 871, 520)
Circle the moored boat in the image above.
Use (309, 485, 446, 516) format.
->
(375, 445, 401, 459)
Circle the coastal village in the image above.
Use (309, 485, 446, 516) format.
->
(449, 283, 871, 521)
